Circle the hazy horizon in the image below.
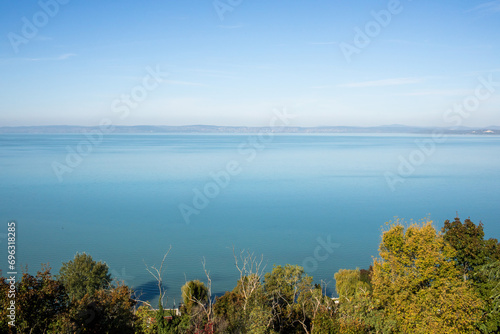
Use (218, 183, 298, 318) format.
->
(2, 123, 500, 130)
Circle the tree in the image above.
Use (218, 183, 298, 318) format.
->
(134, 305, 158, 334)
(182, 279, 209, 313)
(310, 310, 338, 334)
(264, 264, 314, 333)
(213, 277, 272, 333)
(297, 282, 337, 334)
(0, 265, 68, 333)
(334, 268, 371, 304)
(214, 281, 273, 334)
(142, 248, 191, 334)
(475, 261, 500, 333)
(334, 268, 374, 332)
(442, 217, 500, 332)
(181, 259, 215, 333)
(233, 248, 267, 312)
(372, 220, 484, 333)
(214, 290, 245, 333)
(61, 282, 136, 333)
(213, 250, 271, 333)
(442, 217, 500, 281)
(58, 252, 111, 300)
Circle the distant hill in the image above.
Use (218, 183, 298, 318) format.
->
(0, 125, 499, 135)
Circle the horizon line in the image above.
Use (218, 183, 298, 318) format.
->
(1, 124, 500, 129)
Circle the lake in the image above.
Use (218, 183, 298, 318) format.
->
(1, 133, 499, 306)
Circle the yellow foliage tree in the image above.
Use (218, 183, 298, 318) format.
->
(372, 220, 484, 333)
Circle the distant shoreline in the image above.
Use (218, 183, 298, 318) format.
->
(1, 125, 499, 135)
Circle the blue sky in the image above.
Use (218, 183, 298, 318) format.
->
(1, 0, 499, 127)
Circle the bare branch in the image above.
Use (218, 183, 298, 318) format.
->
(232, 247, 267, 311)
(143, 245, 172, 308)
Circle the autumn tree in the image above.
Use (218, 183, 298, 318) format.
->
(52, 252, 137, 333)
(372, 220, 484, 333)
(0, 265, 68, 333)
(58, 252, 111, 300)
(60, 282, 136, 333)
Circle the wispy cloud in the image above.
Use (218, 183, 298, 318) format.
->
(399, 89, 472, 97)
(57, 53, 76, 60)
(467, 1, 500, 14)
(29, 53, 77, 61)
(309, 41, 338, 45)
(0, 53, 76, 63)
(337, 77, 425, 88)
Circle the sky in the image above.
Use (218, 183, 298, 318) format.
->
(0, 0, 499, 127)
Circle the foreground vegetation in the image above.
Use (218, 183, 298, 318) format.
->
(2, 217, 500, 333)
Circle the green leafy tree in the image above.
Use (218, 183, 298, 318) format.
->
(214, 290, 245, 333)
(58, 252, 112, 300)
(60, 282, 136, 333)
(298, 283, 337, 334)
(372, 220, 484, 333)
(334, 268, 374, 332)
(181, 279, 209, 314)
(475, 261, 500, 333)
(0, 265, 68, 334)
(335, 268, 371, 304)
(310, 310, 338, 334)
(264, 264, 314, 333)
(181, 279, 214, 333)
(214, 276, 272, 333)
(442, 217, 500, 332)
(135, 305, 158, 334)
(212, 248, 272, 333)
(442, 217, 500, 281)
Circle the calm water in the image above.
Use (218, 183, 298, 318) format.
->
(1, 134, 499, 306)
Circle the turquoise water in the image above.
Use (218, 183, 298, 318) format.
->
(1, 134, 499, 306)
